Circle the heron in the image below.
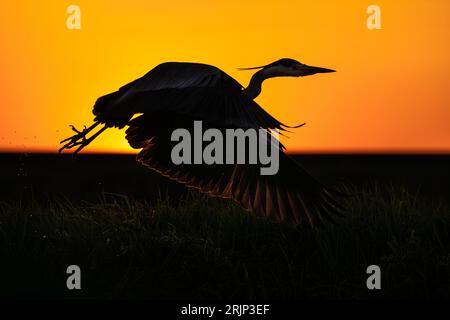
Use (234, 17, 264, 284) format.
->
(60, 58, 344, 227)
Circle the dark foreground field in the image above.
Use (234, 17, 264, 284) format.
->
(0, 154, 449, 299)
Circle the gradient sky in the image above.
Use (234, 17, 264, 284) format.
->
(1, 0, 449, 153)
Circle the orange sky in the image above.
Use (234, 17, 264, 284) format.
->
(0, 0, 449, 153)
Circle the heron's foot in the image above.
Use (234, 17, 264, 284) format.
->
(59, 122, 107, 155)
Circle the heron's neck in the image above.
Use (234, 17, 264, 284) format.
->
(243, 70, 268, 100)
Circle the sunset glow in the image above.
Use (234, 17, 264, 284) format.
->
(1, 0, 449, 153)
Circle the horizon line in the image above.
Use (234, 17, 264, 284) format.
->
(1, 150, 450, 156)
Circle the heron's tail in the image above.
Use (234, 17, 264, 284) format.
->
(93, 78, 139, 118)
(92, 91, 122, 118)
(92, 91, 134, 129)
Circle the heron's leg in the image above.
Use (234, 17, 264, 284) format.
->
(59, 122, 108, 154)
(73, 125, 108, 154)
(60, 122, 99, 143)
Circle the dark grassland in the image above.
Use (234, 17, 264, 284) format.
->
(0, 154, 449, 299)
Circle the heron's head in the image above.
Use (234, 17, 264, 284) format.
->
(239, 58, 335, 78)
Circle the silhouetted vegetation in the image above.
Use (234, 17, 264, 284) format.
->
(1, 184, 449, 299)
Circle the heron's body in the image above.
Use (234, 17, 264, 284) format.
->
(93, 62, 285, 130)
(61, 59, 342, 227)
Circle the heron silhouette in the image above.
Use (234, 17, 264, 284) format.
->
(60, 58, 344, 226)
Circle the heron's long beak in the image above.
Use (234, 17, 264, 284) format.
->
(304, 65, 336, 73)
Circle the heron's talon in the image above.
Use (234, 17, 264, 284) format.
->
(70, 125, 82, 134)
(59, 121, 106, 154)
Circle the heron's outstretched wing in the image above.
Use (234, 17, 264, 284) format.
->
(125, 114, 344, 227)
(93, 62, 293, 131)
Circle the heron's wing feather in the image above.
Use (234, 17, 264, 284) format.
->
(126, 114, 344, 226)
(93, 62, 286, 131)
(129, 87, 284, 130)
